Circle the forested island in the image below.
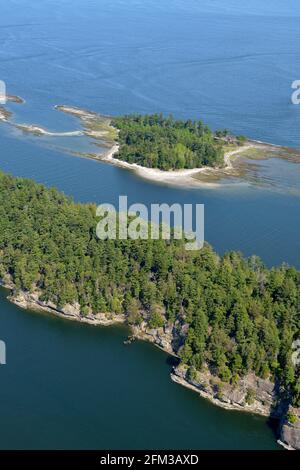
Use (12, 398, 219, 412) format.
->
(0, 171, 299, 448)
(0, 99, 278, 186)
(111, 114, 243, 170)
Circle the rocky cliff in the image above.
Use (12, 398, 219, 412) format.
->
(1, 278, 299, 450)
(7, 288, 125, 327)
(171, 364, 278, 416)
(279, 406, 300, 450)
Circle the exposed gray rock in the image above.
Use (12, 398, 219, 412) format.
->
(279, 406, 300, 450)
(1, 277, 299, 450)
(0, 274, 15, 290)
(9, 290, 125, 326)
(172, 365, 276, 416)
(131, 322, 177, 356)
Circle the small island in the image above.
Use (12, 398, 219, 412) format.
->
(56, 106, 295, 186)
(2, 96, 297, 188)
(55, 105, 269, 185)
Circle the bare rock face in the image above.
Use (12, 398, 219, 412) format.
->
(9, 290, 125, 326)
(279, 406, 300, 450)
(239, 373, 279, 416)
(0, 274, 15, 289)
(172, 365, 276, 416)
(132, 322, 176, 355)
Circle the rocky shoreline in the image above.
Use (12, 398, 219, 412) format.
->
(0, 277, 125, 327)
(171, 365, 278, 416)
(1, 277, 300, 450)
(171, 369, 300, 450)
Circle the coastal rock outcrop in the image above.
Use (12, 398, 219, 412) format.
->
(9, 289, 125, 327)
(171, 364, 277, 416)
(172, 365, 300, 450)
(131, 322, 177, 356)
(279, 406, 300, 450)
(1, 277, 299, 450)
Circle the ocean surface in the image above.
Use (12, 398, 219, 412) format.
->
(1, 0, 300, 449)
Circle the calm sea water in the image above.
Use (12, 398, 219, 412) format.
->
(1, 0, 300, 449)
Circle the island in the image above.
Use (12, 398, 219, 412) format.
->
(55, 106, 299, 188)
(0, 170, 299, 450)
(111, 113, 226, 170)
(2, 96, 299, 188)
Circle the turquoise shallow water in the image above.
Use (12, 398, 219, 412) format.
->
(0, 0, 300, 449)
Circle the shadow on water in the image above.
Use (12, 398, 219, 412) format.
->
(267, 417, 281, 442)
(165, 354, 180, 368)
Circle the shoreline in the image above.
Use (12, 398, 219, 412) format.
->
(100, 141, 272, 186)
(6, 95, 25, 104)
(0, 94, 25, 105)
(1, 100, 299, 449)
(0, 100, 84, 138)
(15, 123, 84, 137)
(54, 104, 284, 187)
(4, 285, 126, 328)
(0, 280, 175, 354)
(0, 280, 295, 450)
(2, 99, 295, 188)
(170, 372, 270, 415)
(171, 371, 296, 451)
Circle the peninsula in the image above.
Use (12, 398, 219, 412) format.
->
(0, 170, 299, 450)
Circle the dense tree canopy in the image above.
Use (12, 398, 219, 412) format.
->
(0, 172, 299, 404)
(111, 113, 224, 170)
